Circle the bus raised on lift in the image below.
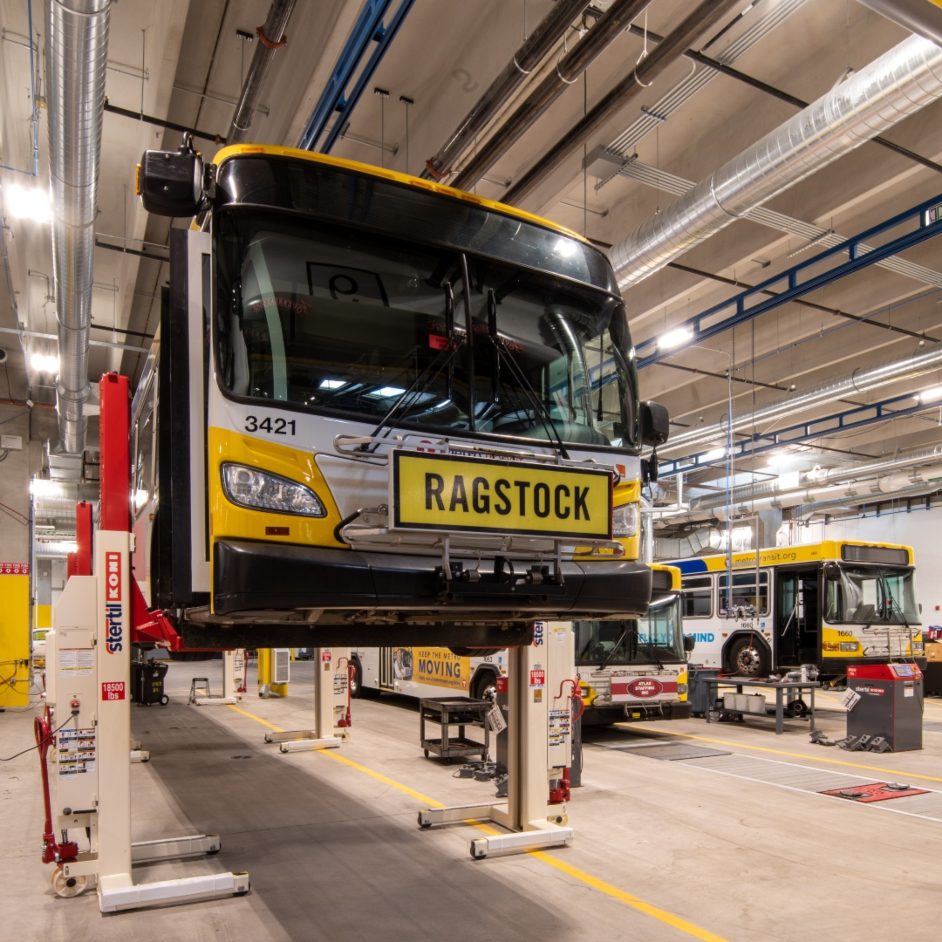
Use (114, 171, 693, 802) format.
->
(132, 141, 668, 649)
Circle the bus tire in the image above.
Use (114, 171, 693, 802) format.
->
(727, 636, 769, 677)
(470, 669, 498, 702)
(349, 657, 363, 698)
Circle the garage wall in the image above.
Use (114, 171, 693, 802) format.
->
(794, 504, 942, 627)
(0, 404, 30, 561)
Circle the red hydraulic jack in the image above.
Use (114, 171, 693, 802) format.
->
(38, 373, 249, 909)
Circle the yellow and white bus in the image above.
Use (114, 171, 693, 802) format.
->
(574, 564, 692, 724)
(671, 541, 924, 678)
(132, 141, 668, 649)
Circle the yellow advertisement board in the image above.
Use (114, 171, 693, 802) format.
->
(410, 647, 469, 692)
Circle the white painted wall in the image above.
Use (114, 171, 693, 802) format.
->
(793, 505, 942, 628)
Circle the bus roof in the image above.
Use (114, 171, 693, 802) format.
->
(211, 144, 590, 246)
(669, 540, 914, 574)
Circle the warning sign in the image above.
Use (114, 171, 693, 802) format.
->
(529, 668, 545, 688)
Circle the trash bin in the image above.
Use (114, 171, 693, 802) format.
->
(132, 660, 170, 706)
(688, 667, 720, 717)
(846, 663, 923, 751)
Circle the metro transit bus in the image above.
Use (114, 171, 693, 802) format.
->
(352, 565, 692, 724)
(670, 541, 924, 678)
(131, 141, 667, 649)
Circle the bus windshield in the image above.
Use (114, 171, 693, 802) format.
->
(214, 211, 637, 448)
(824, 565, 919, 625)
(574, 594, 685, 666)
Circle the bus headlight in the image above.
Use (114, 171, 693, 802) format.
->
(221, 463, 326, 517)
(612, 502, 639, 538)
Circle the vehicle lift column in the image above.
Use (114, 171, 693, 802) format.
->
(191, 648, 247, 705)
(41, 373, 249, 910)
(264, 648, 352, 752)
(418, 622, 576, 859)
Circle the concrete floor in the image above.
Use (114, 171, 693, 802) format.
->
(3, 659, 941, 942)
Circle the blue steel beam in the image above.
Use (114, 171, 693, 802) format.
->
(297, 0, 415, 154)
(660, 390, 929, 477)
(636, 192, 942, 369)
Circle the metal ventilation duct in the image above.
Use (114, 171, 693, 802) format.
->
(46, 0, 111, 454)
(610, 34, 942, 288)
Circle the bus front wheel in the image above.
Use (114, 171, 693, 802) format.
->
(727, 638, 768, 677)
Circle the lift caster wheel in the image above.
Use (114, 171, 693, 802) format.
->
(160, 695, 170, 705)
(51, 869, 88, 898)
(417, 812, 432, 829)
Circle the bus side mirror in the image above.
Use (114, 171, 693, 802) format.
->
(683, 634, 696, 653)
(640, 400, 669, 446)
(137, 137, 205, 217)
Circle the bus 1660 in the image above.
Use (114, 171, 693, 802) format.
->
(671, 541, 924, 678)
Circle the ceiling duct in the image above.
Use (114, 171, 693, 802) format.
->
(46, 0, 111, 454)
(451, 0, 650, 191)
(610, 34, 942, 288)
(691, 457, 942, 516)
(502, 0, 743, 204)
(423, 0, 589, 181)
(662, 345, 942, 456)
(227, 0, 297, 144)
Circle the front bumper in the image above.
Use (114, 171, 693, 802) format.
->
(213, 539, 652, 620)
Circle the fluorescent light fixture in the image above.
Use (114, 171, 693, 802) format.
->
(31, 352, 59, 374)
(134, 489, 149, 510)
(918, 385, 942, 404)
(319, 378, 346, 390)
(30, 478, 63, 498)
(656, 326, 693, 350)
(47, 541, 78, 554)
(5, 183, 52, 223)
(702, 446, 727, 462)
(371, 386, 405, 398)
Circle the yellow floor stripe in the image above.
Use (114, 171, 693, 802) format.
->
(225, 703, 727, 941)
(617, 723, 942, 783)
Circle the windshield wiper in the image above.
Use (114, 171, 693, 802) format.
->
(485, 288, 570, 460)
(600, 627, 629, 669)
(367, 279, 464, 449)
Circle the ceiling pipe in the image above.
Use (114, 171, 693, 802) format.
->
(451, 0, 649, 191)
(423, 0, 589, 181)
(502, 0, 742, 205)
(691, 457, 942, 515)
(662, 345, 942, 456)
(857, 0, 942, 47)
(46, 0, 111, 454)
(610, 34, 942, 289)
(227, 0, 297, 144)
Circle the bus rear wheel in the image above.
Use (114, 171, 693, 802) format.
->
(728, 638, 768, 677)
(470, 669, 498, 702)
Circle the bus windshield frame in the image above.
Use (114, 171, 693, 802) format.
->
(574, 593, 685, 668)
(211, 156, 639, 451)
(824, 563, 919, 626)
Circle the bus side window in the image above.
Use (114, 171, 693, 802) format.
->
(719, 571, 769, 616)
(682, 576, 712, 617)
